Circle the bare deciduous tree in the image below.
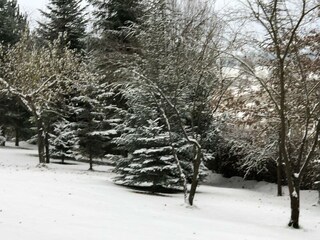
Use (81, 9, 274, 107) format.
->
(233, 0, 320, 228)
(0, 35, 93, 164)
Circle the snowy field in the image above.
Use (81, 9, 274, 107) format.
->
(1, 142, 319, 240)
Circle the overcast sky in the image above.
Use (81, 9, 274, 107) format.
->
(17, 0, 48, 28)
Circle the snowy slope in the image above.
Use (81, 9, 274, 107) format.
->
(0, 142, 319, 240)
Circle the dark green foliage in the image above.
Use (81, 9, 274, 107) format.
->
(37, 0, 87, 51)
(71, 90, 104, 169)
(203, 132, 281, 184)
(114, 118, 184, 191)
(113, 86, 207, 192)
(88, 0, 144, 79)
(66, 83, 122, 169)
(50, 119, 76, 163)
(90, 0, 143, 32)
(0, 0, 27, 46)
(0, 95, 32, 145)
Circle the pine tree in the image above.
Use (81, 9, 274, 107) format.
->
(113, 86, 207, 192)
(70, 83, 121, 170)
(50, 119, 76, 164)
(95, 83, 124, 156)
(114, 118, 183, 192)
(0, 0, 27, 45)
(72, 96, 101, 170)
(90, 0, 143, 31)
(88, 0, 144, 80)
(37, 0, 87, 51)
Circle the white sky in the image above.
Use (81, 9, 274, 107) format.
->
(17, 0, 49, 28)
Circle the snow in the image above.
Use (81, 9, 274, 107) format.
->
(1, 142, 320, 240)
(133, 146, 171, 155)
(90, 130, 118, 136)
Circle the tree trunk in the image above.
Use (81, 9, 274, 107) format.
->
(45, 131, 50, 164)
(288, 186, 300, 229)
(276, 163, 282, 196)
(89, 151, 93, 170)
(15, 127, 20, 146)
(188, 148, 201, 206)
(61, 155, 65, 164)
(277, 147, 282, 196)
(37, 122, 45, 164)
(316, 182, 320, 204)
(278, 60, 301, 228)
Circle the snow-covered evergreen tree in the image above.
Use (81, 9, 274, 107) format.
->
(113, 86, 207, 192)
(71, 88, 104, 170)
(68, 82, 122, 169)
(115, 118, 185, 192)
(50, 119, 77, 164)
(95, 83, 124, 156)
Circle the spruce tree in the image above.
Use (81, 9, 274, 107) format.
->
(90, 0, 143, 32)
(0, 0, 27, 45)
(113, 87, 206, 192)
(114, 118, 183, 192)
(88, 0, 144, 79)
(50, 119, 76, 164)
(70, 83, 119, 170)
(37, 0, 87, 51)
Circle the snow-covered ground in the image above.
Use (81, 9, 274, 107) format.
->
(1, 142, 319, 240)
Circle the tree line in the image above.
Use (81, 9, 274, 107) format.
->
(0, 0, 319, 229)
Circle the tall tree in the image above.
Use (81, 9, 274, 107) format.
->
(37, 0, 87, 51)
(234, 0, 320, 228)
(0, 0, 27, 45)
(88, 0, 144, 80)
(116, 0, 230, 205)
(90, 0, 143, 37)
